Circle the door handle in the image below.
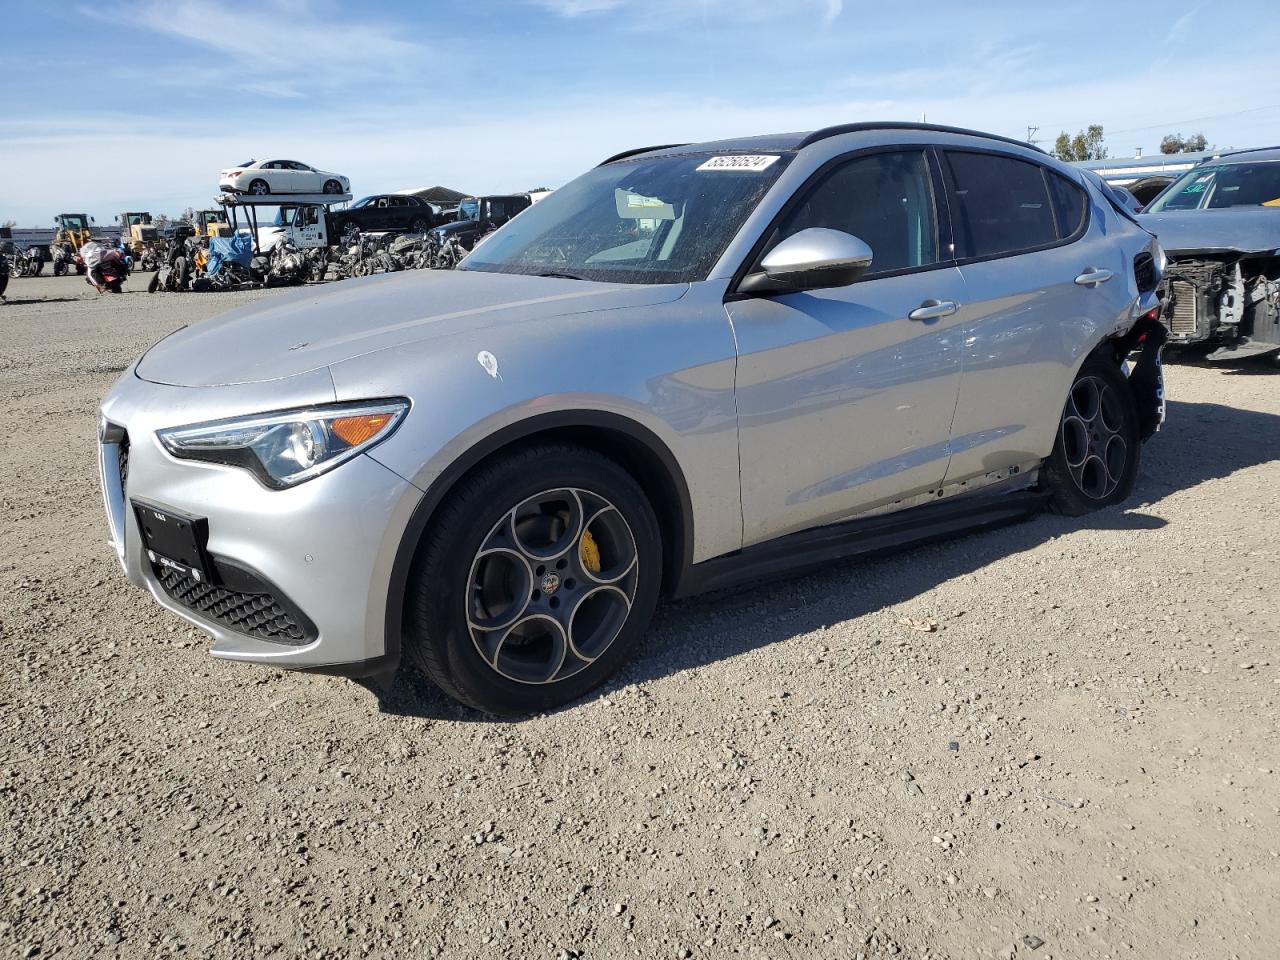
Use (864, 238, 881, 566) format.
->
(1074, 267, 1114, 286)
(908, 299, 959, 322)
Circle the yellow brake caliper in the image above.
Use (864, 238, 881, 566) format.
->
(579, 529, 601, 574)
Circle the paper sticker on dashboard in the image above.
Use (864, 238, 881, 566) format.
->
(696, 155, 780, 172)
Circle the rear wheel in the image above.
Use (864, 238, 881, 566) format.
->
(1043, 354, 1140, 515)
(248, 179, 270, 196)
(407, 445, 661, 715)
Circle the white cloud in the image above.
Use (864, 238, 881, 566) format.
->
(78, 0, 425, 96)
(532, 0, 841, 24)
(533, 0, 627, 15)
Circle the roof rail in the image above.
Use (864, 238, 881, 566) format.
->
(599, 143, 690, 165)
(1212, 145, 1280, 159)
(798, 122, 1045, 154)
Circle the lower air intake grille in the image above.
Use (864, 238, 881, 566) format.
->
(1169, 280, 1199, 336)
(118, 433, 130, 494)
(154, 564, 313, 645)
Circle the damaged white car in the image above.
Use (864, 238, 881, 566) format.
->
(1140, 147, 1280, 361)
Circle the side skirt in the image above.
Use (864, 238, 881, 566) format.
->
(674, 488, 1048, 598)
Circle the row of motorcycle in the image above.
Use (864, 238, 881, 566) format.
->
(149, 230, 475, 293)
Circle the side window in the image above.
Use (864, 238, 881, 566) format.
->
(1045, 171, 1087, 239)
(489, 200, 509, 222)
(766, 150, 938, 276)
(943, 152, 1058, 259)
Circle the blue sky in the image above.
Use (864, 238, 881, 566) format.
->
(2, 0, 1279, 224)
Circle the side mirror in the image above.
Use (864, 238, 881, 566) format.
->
(742, 228, 873, 294)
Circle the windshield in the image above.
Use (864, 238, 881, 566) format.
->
(1148, 161, 1280, 212)
(273, 207, 299, 227)
(457, 199, 480, 221)
(460, 152, 792, 284)
(351, 196, 376, 209)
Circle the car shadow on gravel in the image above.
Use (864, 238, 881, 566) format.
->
(358, 397, 1280, 721)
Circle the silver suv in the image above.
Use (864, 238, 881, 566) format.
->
(99, 123, 1167, 714)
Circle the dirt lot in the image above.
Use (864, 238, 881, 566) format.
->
(2, 273, 1278, 960)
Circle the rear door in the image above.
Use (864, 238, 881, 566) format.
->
(729, 148, 968, 546)
(939, 150, 1134, 485)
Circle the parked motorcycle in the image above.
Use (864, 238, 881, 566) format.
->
(79, 241, 128, 294)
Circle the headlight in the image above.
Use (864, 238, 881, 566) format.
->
(157, 399, 409, 489)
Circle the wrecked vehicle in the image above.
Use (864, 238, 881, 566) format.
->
(99, 122, 1165, 715)
(1139, 147, 1280, 361)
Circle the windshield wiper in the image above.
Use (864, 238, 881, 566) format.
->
(537, 271, 588, 281)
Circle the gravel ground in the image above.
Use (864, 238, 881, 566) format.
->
(2, 274, 1279, 960)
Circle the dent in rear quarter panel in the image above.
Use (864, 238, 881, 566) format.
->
(326, 281, 745, 563)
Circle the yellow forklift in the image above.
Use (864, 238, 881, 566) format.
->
(194, 209, 232, 238)
(50, 213, 93, 275)
(118, 212, 161, 269)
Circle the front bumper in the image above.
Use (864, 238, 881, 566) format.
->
(99, 371, 423, 672)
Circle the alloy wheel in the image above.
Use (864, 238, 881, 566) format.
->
(1060, 375, 1128, 500)
(466, 488, 639, 685)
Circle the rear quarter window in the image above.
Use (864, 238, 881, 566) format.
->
(1045, 171, 1087, 239)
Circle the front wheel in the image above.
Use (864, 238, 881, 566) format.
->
(1043, 354, 1141, 516)
(323, 179, 343, 194)
(407, 445, 662, 715)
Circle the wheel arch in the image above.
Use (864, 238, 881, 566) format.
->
(382, 409, 696, 669)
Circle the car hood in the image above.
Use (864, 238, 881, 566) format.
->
(135, 269, 688, 387)
(1138, 209, 1280, 256)
(434, 220, 477, 237)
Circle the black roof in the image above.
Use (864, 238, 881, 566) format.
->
(601, 122, 1041, 165)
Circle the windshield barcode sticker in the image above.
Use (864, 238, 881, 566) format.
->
(696, 155, 780, 172)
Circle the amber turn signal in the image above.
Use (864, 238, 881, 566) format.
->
(331, 413, 394, 446)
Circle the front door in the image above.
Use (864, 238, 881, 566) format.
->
(729, 149, 966, 547)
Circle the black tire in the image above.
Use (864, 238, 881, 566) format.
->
(323, 179, 342, 194)
(173, 256, 190, 289)
(339, 221, 359, 244)
(411, 218, 429, 234)
(53, 259, 67, 277)
(248, 179, 270, 196)
(406, 444, 662, 716)
(1043, 353, 1141, 516)
(147, 273, 160, 294)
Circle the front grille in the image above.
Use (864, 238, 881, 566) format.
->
(1168, 280, 1199, 335)
(154, 564, 313, 645)
(1133, 253, 1156, 293)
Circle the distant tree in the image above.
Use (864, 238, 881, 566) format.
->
(1, 219, 15, 228)
(526, 186, 552, 193)
(180, 206, 196, 223)
(1161, 132, 1209, 154)
(1053, 125, 1108, 162)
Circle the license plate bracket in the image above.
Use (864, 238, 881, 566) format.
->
(132, 500, 211, 582)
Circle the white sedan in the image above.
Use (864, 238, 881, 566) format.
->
(218, 159, 350, 196)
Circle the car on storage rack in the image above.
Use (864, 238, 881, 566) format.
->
(1138, 146, 1280, 361)
(100, 122, 1165, 716)
(429, 194, 532, 251)
(219, 159, 350, 196)
(331, 195, 440, 241)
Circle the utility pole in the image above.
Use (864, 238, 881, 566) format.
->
(1026, 125, 1040, 145)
